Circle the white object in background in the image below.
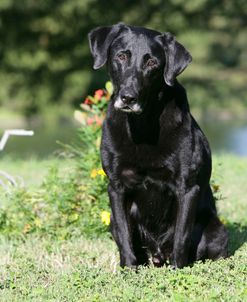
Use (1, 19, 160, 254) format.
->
(0, 129, 34, 151)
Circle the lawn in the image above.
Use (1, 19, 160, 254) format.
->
(0, 154, 247, 301)
(0, 157, 76, 188)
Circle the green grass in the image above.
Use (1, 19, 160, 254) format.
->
(0, 157, 76, 188)
(0, 235, 246, 302)
(0, 154, 247, 301)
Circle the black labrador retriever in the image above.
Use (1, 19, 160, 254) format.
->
(88, 23, 228, 269)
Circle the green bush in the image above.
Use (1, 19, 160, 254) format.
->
(0, 168, 108, 240)
(0, 128, 110, 240)
(0, 84, 114, 239)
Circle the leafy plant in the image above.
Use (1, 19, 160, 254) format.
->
(0, 83, 115, 239)
(0, 160, 110, 239)
(74, 81, 113, 127)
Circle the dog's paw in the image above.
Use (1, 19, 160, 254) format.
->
(169, 256, 187, 269)
(120, 255, 138, 270)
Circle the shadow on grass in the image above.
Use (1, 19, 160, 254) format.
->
(227, 222, 247, 255)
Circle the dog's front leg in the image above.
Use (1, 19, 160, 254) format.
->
(108, 184, 137, 268)
(172, 185, 200, 268)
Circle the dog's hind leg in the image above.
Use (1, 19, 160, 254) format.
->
(196, 216, 228, 261)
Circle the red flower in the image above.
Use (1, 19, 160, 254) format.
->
(95, 115, 103, 126)
(86, 117, 94, 125)
(85, 115, 104, 127)
(94, 89, 104, 100)
(84, 97, 92, 105)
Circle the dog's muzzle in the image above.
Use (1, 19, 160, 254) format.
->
(114, 96, 143, 114)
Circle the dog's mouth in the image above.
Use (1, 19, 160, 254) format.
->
(120, 106, 133, 113)
(120, 105, 142, 114)
(114, 97, 143, 114)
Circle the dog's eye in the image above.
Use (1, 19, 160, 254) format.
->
(146, 58, 157, 67)
(116, 53, 127, 61)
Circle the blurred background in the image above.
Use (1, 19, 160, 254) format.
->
(0, 0, 247, 159)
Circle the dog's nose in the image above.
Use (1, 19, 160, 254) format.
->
(121, 94, 137, 104)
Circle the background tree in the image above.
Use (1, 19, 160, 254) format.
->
(0, 0, 246, 117)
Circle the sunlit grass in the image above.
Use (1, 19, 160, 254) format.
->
(0, 156, 76, 188)
(0, 154, 246, 301)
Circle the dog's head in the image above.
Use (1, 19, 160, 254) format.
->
(88, 23, 192, 114)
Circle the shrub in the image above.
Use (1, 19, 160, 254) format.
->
(0, 159, 109, 239)
(0, 83, 114, 239)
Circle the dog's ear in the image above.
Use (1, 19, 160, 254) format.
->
(157, 33, 192, 86)
(88, 23, 123, 69)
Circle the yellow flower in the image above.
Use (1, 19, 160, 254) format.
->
(100, 211, 111, 226)
(97, 169, 106, 176)
(90, 168, 106, 178)
(90, 169, 98, 178)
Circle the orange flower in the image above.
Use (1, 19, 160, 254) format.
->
(84, 97, 93, 105)
(86, 117, 94, 125)
(94, 89, 104, 100)
(90, 168, 106, 178)
(86, 115, 104, 126)
(95, 115, 103, 126)
(90, 169, 98, 178)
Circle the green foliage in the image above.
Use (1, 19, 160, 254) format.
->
(0, 168, 107, 239)
(0, 84, 113, 239)
(0, 234, 247, 301)
(0, 0, 247, 116)
(0, 126, 109, 239)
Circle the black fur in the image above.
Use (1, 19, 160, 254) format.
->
(88, 23, 228, 268)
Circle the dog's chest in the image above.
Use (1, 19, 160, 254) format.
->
(118, 143, 177, 189)
(126, 166, 177, 245)
(120, 165, 173, 191)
